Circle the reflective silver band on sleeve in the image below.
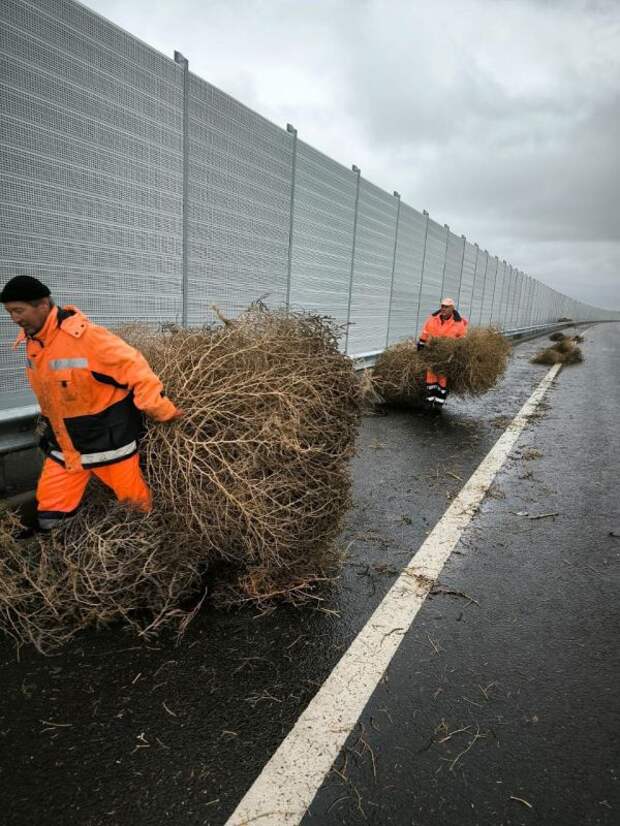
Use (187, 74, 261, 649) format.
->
(49, 358, 89, 370)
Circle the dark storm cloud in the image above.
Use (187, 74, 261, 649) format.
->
(83, 0, 620, 307)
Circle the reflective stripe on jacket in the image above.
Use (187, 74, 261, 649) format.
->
(14, 305, 177, 472)
(418, 309, 468, 347)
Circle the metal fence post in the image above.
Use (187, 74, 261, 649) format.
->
(285, 123, 298, 312)
(385, 191, 401, 348)
(456, 234, 466, 306)
(414, 210, 430, 337)
(344, 165, 361, 355)
(174, 50, 189, 326)
(440, 223, 449, 298)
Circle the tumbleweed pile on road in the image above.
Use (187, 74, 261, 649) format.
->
(531, 335, 584, 365)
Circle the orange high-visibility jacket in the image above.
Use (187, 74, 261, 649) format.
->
(14, 305, 177, 473)
(418, 309, 468, 347)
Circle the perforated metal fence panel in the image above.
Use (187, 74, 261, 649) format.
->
(0, 0, 616, 413)
(458, 241, 477, 322)
(482, 256, 498, 326)
(442, 230, 464, 301)
(417, 218, 446, 332)
(289, 141, 356, 326)
(0, 0, 184, 408)
(469, 249, 486, 325)
(387, 204, 426, 345)
(186, 74, 292, 325)
(347, 179, 398, 355)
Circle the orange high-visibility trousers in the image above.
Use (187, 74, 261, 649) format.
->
(425, 370, 448, 405)
(36, 454, 151, 530)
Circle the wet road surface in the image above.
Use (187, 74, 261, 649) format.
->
(1, 324, 618, 825)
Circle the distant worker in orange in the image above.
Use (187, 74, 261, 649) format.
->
(417, 297, 468, 408)
(1, 276, 182, 531)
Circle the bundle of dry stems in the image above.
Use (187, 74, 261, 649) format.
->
(371, 327, 511, 405)
(0, 307, 360, 653)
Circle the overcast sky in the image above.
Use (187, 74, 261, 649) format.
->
(82, 0, 620, 309)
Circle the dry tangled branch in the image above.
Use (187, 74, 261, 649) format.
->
(0, 308, 360, 652)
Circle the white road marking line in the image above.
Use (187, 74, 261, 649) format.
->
(226, 363, 562, 826)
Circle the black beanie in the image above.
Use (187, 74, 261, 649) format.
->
(0, 276, 51, 303)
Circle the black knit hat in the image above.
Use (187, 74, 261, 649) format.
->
(0, 276, 51, 303)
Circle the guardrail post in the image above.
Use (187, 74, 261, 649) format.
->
(414, 210, 430, 337)
(344, 165, 361, 355)
(174, 50, 190, 326)
(385, 191, 401, 348)
(285, 123, 298, 312)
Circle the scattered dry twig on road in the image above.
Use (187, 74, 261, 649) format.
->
(510, 796, 534, 809)
(437, 725, 472, 744)
(430, 585, 480, 607)
(528, 511, 560, 520)
(448, 726, 486, 771)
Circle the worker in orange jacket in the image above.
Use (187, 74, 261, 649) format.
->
(1, 276, 182, 530)
(417, 297, 468, 408)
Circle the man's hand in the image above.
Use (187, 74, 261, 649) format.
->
(164, 408, 184, 422)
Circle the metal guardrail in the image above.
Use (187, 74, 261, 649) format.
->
(0, 320, 591, 467)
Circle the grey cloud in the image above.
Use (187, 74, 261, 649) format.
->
(81, 0, 620, 307)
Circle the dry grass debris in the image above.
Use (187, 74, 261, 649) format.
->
(532, 336, 583, 366)
(0, 498, 205, 651)
(0, 307, 360, 652)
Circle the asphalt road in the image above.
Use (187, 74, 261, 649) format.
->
(1, 324, 618, 826)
